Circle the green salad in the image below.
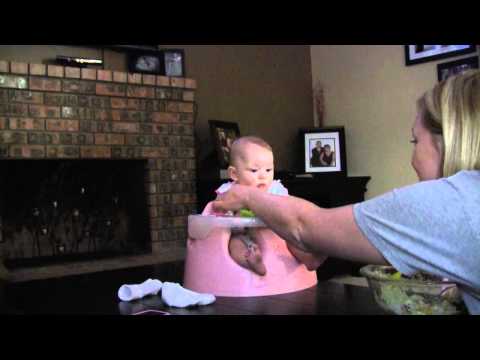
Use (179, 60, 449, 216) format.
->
(238, 209, 256, 218)
(378, 284, 459, 315)
(361, 265, 465, 315)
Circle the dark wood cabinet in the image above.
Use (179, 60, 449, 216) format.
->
(276, 176, 370, 208)
(196, 175, 371, 280)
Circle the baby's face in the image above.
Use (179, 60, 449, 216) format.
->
(231, 143, 274, 191)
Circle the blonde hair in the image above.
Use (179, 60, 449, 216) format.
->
(229, 136, 273, 166)
(417, 70, 480, 177)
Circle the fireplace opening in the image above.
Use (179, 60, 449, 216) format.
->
(0, 160, 152, 269)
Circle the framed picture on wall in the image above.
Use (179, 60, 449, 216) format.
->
(127, 50, 163, 74)
(163, 49, 185, 77)
(209, 120, 241, 170)
(437, 56, 479, 81)
(405, 45, 477, 66)
(127, 49, 185, 77)
(300, 127, 347, 177)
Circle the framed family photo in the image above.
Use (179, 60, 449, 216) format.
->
(209, 120, 241, 169)
(437, 56, 479, 82)
(300, 127, 347, 177)
(405, 45, 477, 66)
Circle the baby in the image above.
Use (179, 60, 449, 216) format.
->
(216, 136, 325, 276)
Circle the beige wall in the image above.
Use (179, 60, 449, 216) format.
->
(0, 45, 314, 171)
(165, 45, 313, 171)
(310, 45, 479, 199)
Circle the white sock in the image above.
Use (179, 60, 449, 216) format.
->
(118, 279, 163, 302)
(161, 282, 216, 308)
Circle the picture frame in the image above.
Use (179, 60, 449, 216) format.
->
(437, 56, 479, 82)
(209, 120, 241, 170)
(127, 50, 163, 75)
(405, 45, 476, 66)
(299, 127, 347, 177)
(162, 49, 185, 77)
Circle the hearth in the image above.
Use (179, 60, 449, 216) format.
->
(0, 160, 151, 268)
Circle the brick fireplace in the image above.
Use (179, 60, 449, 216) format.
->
(0, 60, 197, 282)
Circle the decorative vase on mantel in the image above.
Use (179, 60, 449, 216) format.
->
(314, 80, 325, 128)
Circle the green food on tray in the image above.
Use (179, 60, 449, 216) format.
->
(239, 209, 256, 218)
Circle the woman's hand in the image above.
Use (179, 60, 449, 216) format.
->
(212, 184, 251, 213)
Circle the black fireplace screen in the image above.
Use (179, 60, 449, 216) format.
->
(0, 160, 151, 268)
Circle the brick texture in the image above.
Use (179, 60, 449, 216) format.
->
(170, 78, 185, 88)
(97, 70, 112, 82)
(63, 79, 95, 94)
(30, 64, 46, 76)
(128, 73, 142, 84)
(30, 77, 61, 92)
(81, 68, 96, 80)
(47, 65, 64, 78)
(113, 71, 127, 83)
(9, 118, 45, 130)
(0, 60, 9, 73)
(65, 67, 81, 79)
(142, 75, 156, 86)
(10, 62, 28, 75)
(0, 74, 28, 89)
(156, 76, 170, 87)
(0, 59, 197, 257)
(184, 78, 197, 89)
(96, 83, 126, 97)
(46, 145, 79, 158)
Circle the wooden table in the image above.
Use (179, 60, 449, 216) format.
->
(0, 262, 388, 315)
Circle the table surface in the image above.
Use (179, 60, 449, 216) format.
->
(0, 262, 388, 315)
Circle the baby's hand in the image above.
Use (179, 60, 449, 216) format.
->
(212, 196, 235, 217)
(211, 210, 234, 217)
(212, 184, 250, 214)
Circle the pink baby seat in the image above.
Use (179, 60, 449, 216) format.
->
(183, 202, 318, 297)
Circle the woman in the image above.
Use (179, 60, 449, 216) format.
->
(213, 70, 480, 315)
(320, 144, 335, 166)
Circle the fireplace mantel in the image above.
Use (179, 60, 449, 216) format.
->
(0, 60, 197, 281)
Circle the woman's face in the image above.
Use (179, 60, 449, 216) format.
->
(410, 114, 443, 181)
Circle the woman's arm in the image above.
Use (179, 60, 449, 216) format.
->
(212, 184, 387, 265)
